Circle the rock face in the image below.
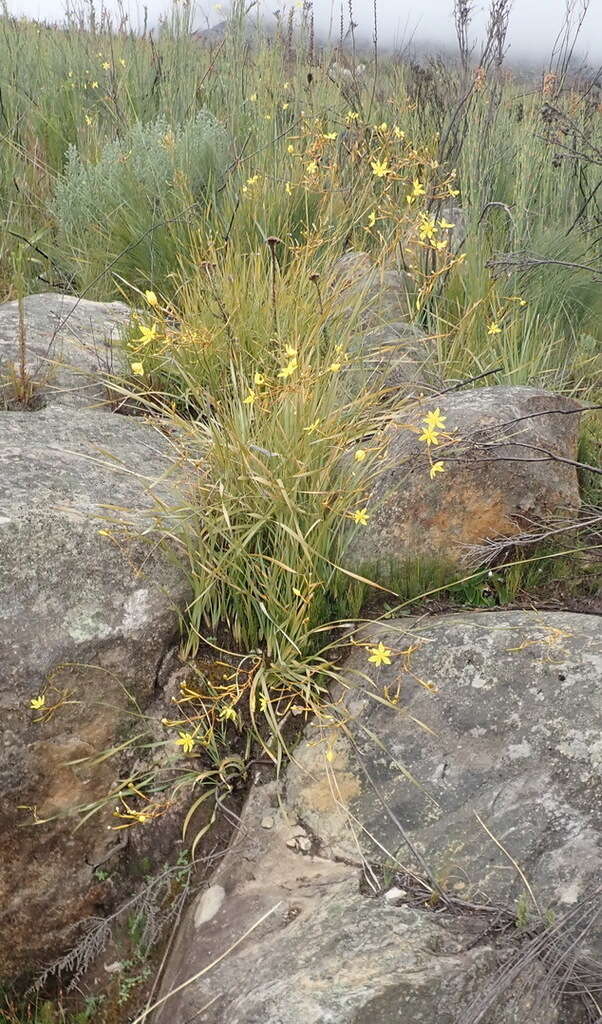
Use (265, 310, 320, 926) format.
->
(346, 386, 582, 576)
(330, 252, 439, 396)
(348, 320, 441, 397)
(0, 293, 129, 409)
(0, 403, 188, 972)
(153, 610, 599, 1024)
(331, 251, 415, 330)
(152, 784, 558, 1024)
(287, 611, 602, 911)
(438, 202, 466, 253)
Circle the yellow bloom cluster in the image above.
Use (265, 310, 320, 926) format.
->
(418, 408, 448, 479)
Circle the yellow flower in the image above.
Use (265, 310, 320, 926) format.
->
(367, 210, 376, 227)
(323, 131, 337, 140)
(487, 321, 502, 335)
(243, 390, 256, 405)
(419, 424, 440, 446)
(418, 214, 437, 242)
(30, 695, 46, 710)
(278, 359, 298, 379)
(351, 508, 370, 526)
(306, 160, 318, 175)
(144, 289, 158, 306)
(246, 174, 259, 187)
(285, 182, 293, 195)
(101, 61, 110, 69)
(439, 218, 455, 229)
(249, 92, 257, 102)
(136, 324, 157, 345)
(254, 372, 265, 386)
(346, 110, 360, 121)
(284, 81, 290, 89)
(411, 178, 425, 197)
(304, 418, 320, 434)
(287, 144, 295, 154)
(85, 115, 93, 126)
(423, 408, 446, 430)
(119, 58, 126, 67)
(367, 642, 392, 667)
(131, 361, 144, 376)
(176, 731, 196, 754)
(219, 705, 237, 722)
(377, 121, 388, 131)
(354, 449, 367, 462)
(91, 80, 99, 89)
(282, 102, 290, 110)
(326, 747, 335, 763)
(285, 345, 297, 358)
(371, 158, 390, 178)
(328, 361, 341, 373)
(429, 461, 445, 479)
(393, 125, 405, 138)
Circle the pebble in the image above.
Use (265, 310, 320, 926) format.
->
(260, 815, 274, 830)
(384, 886, 407, 903)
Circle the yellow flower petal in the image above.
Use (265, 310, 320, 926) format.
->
(419, 425, 440, 446)
(423, 408, 446, 430)
(278, 359, 298, 379)
(370, 158, 389, 178)
(176, 731, 196, 754)
(367, 642, 392, 667)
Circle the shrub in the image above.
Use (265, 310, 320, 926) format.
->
(50, 112, 230, 298)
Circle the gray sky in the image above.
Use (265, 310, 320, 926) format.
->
(6, 0, 602, 62)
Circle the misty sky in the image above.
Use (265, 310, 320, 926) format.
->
(5, 0, 602, 61)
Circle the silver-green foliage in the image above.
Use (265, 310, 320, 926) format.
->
(51, 112, 230, 294)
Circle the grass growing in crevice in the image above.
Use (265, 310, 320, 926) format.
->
(13, 0, 598, 866)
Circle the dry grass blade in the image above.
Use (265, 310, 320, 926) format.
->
(457, 888, 602, 1024)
